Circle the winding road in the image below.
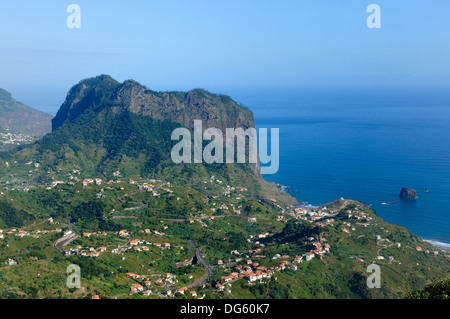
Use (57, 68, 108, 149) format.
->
(186, 239, 216, 288)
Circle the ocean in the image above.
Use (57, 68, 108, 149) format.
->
(231, 88, 450, 250)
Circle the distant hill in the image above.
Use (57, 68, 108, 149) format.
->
(0, 88, 53, 136)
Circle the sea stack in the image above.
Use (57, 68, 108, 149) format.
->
(399, 187, 418, 199)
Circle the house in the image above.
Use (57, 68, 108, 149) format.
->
(126, 273, 140, 279)
(82, 179, 94, 187)
(5, 259, 17, 266)
(166, 273, 176, 280)
(177, 287, 188, 295)
(216, 283, 225, 291)
(119, 229, 129, 237)
(92, 295, 100, 299)
(190, 291, 197, 297)
(130, 284, 144, 293)
(143, 290, 152, 296)
(221, 276, 233, 283)
(51, 181, 64, 187)
(294, 256, 303, 263)
(246, 273, 257, 282)
(305, 252, 315, 262)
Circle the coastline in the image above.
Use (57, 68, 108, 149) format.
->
(278, 183, 450, 253)
(423, 238, 450, 253)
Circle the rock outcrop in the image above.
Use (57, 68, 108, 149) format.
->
(399, 187, 418, 199)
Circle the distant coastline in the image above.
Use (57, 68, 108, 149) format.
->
(423, 239, 450, 252)
(275, 179, 450, 253)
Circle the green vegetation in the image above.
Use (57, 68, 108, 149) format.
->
(405, 277, 450, 299)
(0, 200, 34, 227)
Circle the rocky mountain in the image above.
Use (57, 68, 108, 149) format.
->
(1, 75, 294, 204)
(52, 75, 254, 135)
(0, 88, 53, 136)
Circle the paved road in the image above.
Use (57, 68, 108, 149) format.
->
(54, 233, 79, 250)
(186, 239, 216, 287)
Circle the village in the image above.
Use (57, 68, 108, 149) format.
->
(0, 129, 35, 147)
(0, 162, 449, 299)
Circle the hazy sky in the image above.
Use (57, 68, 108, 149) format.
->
(0, 1, 449, 114)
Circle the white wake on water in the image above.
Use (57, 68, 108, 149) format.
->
(423, 239, 450, 250)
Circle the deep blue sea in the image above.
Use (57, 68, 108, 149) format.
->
(232, 89, 450, 249)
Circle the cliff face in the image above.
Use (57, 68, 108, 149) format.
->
(399, 187, 418, 199)
(0, 88, 53, 137)
(52, 75, 261, 177)
(53, 75, 254, 134)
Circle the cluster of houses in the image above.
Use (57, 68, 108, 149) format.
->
(214, 236, 332, 289)
(63, 241, 108, 257)
(125, 238, 171, 253)
(126, 272, 198, 298)
(415, 246, 440, 255)
(127, 272, 154, 295)
(19, 171, 171, 197)
(82, 178, 103, 187)
(66, 233, 173, 257)
(0, 131, 34, 145)
(223, 185, 247, 199)
(0, 227, 62, 240)
(280, 206, 334, 223)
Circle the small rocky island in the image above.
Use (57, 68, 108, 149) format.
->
(399, 187, 418, 199)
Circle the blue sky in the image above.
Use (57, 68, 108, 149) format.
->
(0, 0, 449, 114)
